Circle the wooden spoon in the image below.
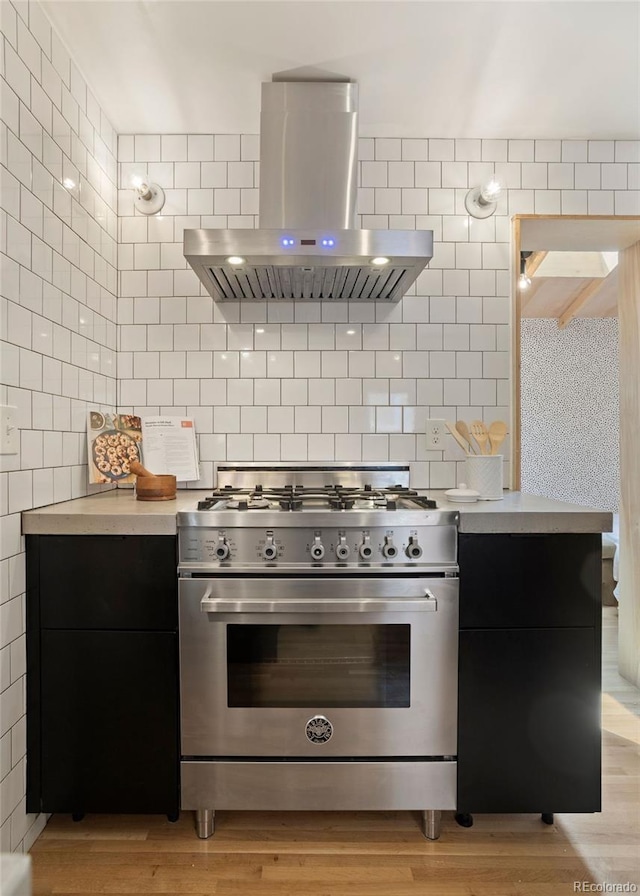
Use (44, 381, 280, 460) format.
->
(470, 421, 490, 455)
(130, 460, 157, 477)
(488, 420, 508, 455)
(455, 421, 476, 455)
(446, 421, 471, 455)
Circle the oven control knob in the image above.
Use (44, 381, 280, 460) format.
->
(336, 535, 350, 560)
(262, 535, 277, 561)
(310, 536, 325, 561)
(358, 534, 373, 560)
(405, 536, 423, 560)
(215, 537, 230, 561)
(382, 537, 398, 560)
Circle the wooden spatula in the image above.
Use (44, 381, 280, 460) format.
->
(470, 421, 490, 455)
(446, 421, 471, 455)
(456, 420, 476, 454)
(488, 420, 508, 455)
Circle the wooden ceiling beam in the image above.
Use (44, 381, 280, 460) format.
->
(526, 250, 548, 278)
(557, 269, 615, 329)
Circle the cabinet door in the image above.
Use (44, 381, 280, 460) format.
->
(39, 630, 179, 815)
(37, 535, 177, 631)
(457, 628, 600, 814)
(459, 534, 601, 629)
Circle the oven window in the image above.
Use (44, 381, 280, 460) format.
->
(227, 624, 410, 708)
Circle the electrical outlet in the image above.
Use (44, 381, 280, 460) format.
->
(426, 418, 446, 450)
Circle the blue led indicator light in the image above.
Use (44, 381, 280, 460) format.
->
(281, 237, 295, 247)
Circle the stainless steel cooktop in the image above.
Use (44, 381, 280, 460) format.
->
(177, 464, 458, 574)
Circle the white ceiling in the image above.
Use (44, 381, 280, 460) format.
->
(42, 1, 640, 139)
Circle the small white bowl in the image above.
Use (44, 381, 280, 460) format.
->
(445, 482, 480, 504)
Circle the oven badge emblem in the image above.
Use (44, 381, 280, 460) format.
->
(305, 715, 333, 744)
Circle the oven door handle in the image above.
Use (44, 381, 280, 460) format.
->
(200, 590, 438, 614)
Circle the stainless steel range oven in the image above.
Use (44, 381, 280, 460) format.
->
(178, 464, 459, 840)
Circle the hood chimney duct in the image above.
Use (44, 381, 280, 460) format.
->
(258, 81, 359, 230)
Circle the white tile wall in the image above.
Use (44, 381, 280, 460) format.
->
(1, 0, 118, 853)
(117, 129, 639, 490)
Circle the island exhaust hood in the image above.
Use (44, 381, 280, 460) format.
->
(183, 79, 432, 302)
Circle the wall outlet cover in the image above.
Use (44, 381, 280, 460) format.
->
(426, 418, 446, 450)
(0, 405, 19, 455)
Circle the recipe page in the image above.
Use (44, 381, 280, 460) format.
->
(140, 416, 199, 481)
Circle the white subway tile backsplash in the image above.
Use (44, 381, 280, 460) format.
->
(400, 139, 427, 161)
(481, 140, 507, 162)
(268, 406, 294, 433)
(237, 350, 264, 379)
(305, 378, 332, 407)
(428, 139, 454, 161)
(547, 163, 574, 189)
(281, 378, 306, 406)
(588, 190, 614, 214)
(427, 188, 454, 215)
(187, 135, 213, 162)
(508, 140, 534, 162)
(534, 191, 561, 214)
(215, 135, 240, 161)
(266, 351, 293, 379)
(293, 351, 320, 379)
(588, 141, 615, 163)
(226, 433, 253, 460)
(601, 164, 628, 190)
(534, 140, 561, 162)
(360, 161, 387, 188)
(560, 190, 588, 214)
(575, 164, 601, 190)
(614, 191, 640, 214)
(375, 139, 401, 161)
(241, 406, 267, 434)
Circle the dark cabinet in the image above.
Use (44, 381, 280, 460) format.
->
(27, 535, 179, 817)
(457, 533, 602, 815)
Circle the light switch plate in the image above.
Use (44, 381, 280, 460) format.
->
(0, 405, 19, 455)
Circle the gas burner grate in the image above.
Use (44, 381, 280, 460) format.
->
(198, 483, 437, 511)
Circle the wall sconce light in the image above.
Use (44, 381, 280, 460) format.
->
(464, 176, 504, 219)
(132, 176, 165, 215)
(519, 251, 533, 290)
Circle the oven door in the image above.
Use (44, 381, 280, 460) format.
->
(179, 576, 458, 758)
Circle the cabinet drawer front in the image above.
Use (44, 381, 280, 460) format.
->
(459, 534, 601, 629)
(457, 627, 601, 813)
(39, 630, 179, 814)
(36, 535, 177, 630)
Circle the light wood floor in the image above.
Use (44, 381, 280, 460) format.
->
(30, 609, 640, 895)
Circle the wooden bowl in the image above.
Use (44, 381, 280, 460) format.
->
(129, 461, 177, 501)
(135, 475, 177, 501)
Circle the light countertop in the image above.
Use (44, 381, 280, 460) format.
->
(21, 489, 613, 536)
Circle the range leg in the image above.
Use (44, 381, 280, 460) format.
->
(195, 809, 215, 839)
(422, 809, 442, 840)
